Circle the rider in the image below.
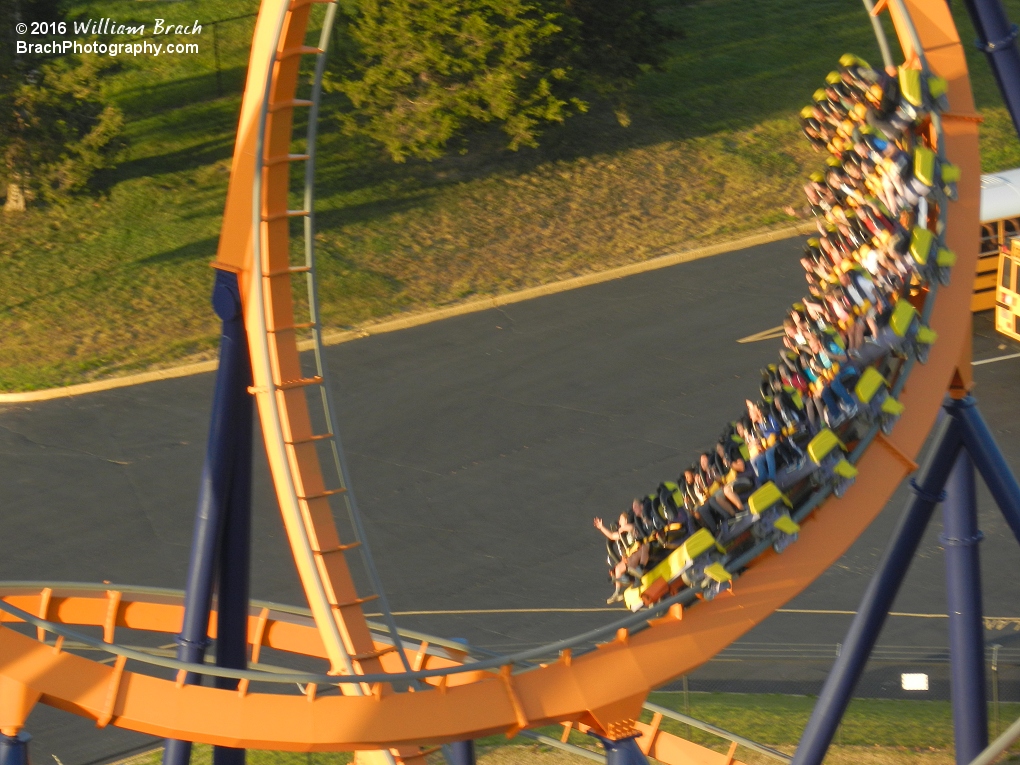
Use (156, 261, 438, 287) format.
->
(594, 512, 650, 604)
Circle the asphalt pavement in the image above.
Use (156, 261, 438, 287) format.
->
(1, 237, 1018, 762)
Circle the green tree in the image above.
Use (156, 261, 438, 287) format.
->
(1, 55, 123, 212)
(324, 0, 678, 162)
(325, 0, 580, 162)
(549, 0, 678, 89)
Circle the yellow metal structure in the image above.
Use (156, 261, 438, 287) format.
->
(998, 241, 1020, 339)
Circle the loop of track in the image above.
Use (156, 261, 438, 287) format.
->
(0, 0, 980, 751)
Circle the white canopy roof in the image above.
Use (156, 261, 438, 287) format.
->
(980, 168, 1020, 223)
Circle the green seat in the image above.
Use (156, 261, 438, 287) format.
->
(936, 248, 957, 267)
(773, 514, 801, 535)
(916, 326, 938, 345)
(825, 327, 846, 350)
(747, 482, 792, 516)
(833, 459, 858, 479)
(941, 163, 961, 183)
(854, 367, 887, 405)
(928, 75, 948, 99)
(840, 53, 871, 69)
(662, 481, 684, 508)
(704, 563, 732, 584)
(623, 587, 643, 611)
(899, 67, 923, 107)
(889, 300, 917, 338)
(910, 227, 934, 265)
(680, 528, 719, 564)
(881, 396, 906, 416)
(807, 429, 843, 464)
(913, 147, 936, 187)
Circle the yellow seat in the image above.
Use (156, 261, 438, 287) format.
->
(910, 227, 934, 265)
(936, 248, 957, 267)
(881, 396, 905, 416)
(662, 481, 684, 508)
(747, 482, 791, 516)
(916, 326, 938, 345)
(623, 587, 643, 611)
(680, 528, 719, 565)
(801, 106, 816, 119)
(889, 300, 917, 337)
(704, 563, 732, 583)
(928, 75, 948, 99)
(913, 147, 936, 187)
(636, 529, 721, 594)
(833, 459, 858, 479)
(773, 514, 801, 535)
(840, 53, 871, 69)
(854, 367, 887, 405)
(640, 561, 670, 591)
(899, 67, 923, 107)
(807, 429, 844, 464)
(941, 163, 961, 183)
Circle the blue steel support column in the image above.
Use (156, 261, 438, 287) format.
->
(0, 732, 30, 765)
(163, 270, 252, 765)
(791, 412, 964, 765)
(588, 733, 649, 765)
(961, 0, 1020, 138)
(941, 449, 989, 765)
(951, 396, 1020, 546)
(211, 275, 254, 765)
(445, 741, 476, 765)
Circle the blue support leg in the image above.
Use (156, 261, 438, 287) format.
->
(961, 0, 1020, 138)
(445, 740, 476, 765)
(790, 413, 964, 765)
(212, 282, 253, 765)
(0, 732, 29, 765)
(941, 450, 989, 765)
(951, 396, 1020, 546)
(163, 271, 253, 765)
(588, 733, 649, 765)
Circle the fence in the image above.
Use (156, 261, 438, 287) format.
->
(656, 640, 1020, 747)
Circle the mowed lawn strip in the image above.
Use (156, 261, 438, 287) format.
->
(106, 693, 1020, 765)
(3, 0, 1020, 390)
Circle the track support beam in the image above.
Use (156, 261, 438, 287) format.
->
(953, 397, 1020, 545)
(589, 733, 649, 765)
(444, 741, 476, 765)
(960, 0, 1020, 138)
(793, 394, 1020, 765)
(0, 732, 29, 765)
(941, 449, 989, 765)
(164, 270, 254, 765)
(790, 411, 963, 765)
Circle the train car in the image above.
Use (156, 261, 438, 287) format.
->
(999, 239, 1020, 341)
(978, 168, 1020, 311)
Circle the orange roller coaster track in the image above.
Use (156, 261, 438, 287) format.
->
(0, 0, 980, 756)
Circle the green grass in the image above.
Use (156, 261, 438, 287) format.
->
(4, 0, 1020, 390)
(647, 691, 1020, 750)
(109, 693, 1020, 765)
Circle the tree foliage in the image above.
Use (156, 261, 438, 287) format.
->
(1, 0, 124, 211)
(548, 0, 677, 88)
(325, 0, 678, 162)
(326, 0, 577, 162)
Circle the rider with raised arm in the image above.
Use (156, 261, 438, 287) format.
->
(594, 512, 650, 604)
